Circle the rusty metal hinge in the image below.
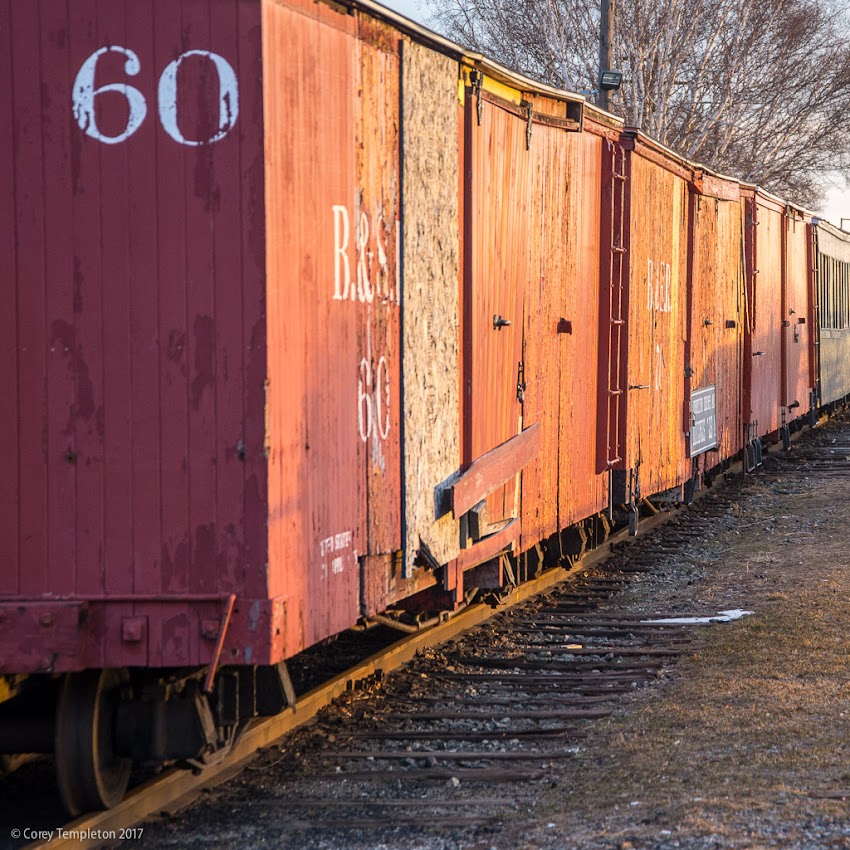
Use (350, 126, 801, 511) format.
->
(471, 70, 483, 125)
(522, 100, 533, 150)
(516, 361, 526, 404)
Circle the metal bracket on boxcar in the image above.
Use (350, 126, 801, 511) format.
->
(628, 502, 639, 536)
(516, 361, 526, 404)
(522, 100, 533, 150)
(470, 70, 483, 125)
(202, 594, 236, 694)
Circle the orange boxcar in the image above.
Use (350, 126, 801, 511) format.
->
(743, 189, 785, 444)
(600, 130, 692, 506)
(687, 170, 746, 467)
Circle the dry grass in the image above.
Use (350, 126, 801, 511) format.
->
(526, 459, 850, 848)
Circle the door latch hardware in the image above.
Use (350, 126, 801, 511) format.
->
(493, 315, 511, 330)
(516, 361, 526, 404)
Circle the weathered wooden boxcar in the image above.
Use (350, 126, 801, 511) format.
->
(459, 77, 607, 572)
(742, 189, 785, 446)
(742, 189, 816, 454)
(597, 129, 693, 509)
(686, 170, 746, 468)
(782, 208, 816, 424)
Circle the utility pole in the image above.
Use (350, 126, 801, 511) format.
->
(598, 0, 614, 111)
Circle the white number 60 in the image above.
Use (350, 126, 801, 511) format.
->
(72, 45, 239, 146)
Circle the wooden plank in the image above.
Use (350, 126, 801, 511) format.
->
(99, 2, 135, 597)
(521, 122, 566, 545)
(0, 0, 18, 596)
(455, 517, 520, 571)
(152, 0, 190, 606)
(264, 798, 513, 807)
(125, 0, 163, 611)
(40, 0, 77, 598)
(357, 19, 402, 558)
(263, 0, 363, 650)
(380, 708, 611, 720)
(279, 816, 501, 829)
(238, 0, 270, 603)
(693, 171, 741, 202)
(11, 0, 49, 598)
(342, 728, 586, 740)
(450, 423, 541, 518)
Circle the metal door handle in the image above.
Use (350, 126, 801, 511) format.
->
(493, 315, 511, 330)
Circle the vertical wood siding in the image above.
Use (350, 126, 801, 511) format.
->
(1, 0, 267, 621)
(783, 215, 812, 412)
(263, 0, 402, 653)
(522, 122, 607, 546)
(624, 147, 690, 496)
(746, 196, 783, 437)
(688, 189, 745, 462)
(466, 96, 526, 523)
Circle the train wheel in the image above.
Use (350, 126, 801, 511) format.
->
(54, 669, 131, 816)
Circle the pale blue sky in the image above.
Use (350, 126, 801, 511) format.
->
(818, 176, 850, 228)
(380, 0, 430, 20)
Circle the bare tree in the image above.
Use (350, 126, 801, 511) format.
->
(430, 0, 850, 206)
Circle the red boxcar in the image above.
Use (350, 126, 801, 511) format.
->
(743, 189, 784, 443)
(1, 0, 837, 819)
(0, 0, 273, 675)
(0, 0, 510, 813)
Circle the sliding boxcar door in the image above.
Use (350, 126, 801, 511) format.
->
(464, 93, 529, 524)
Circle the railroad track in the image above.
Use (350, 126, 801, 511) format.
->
(251, 501, 739, 840)
(21, 413, 847, 849)
(19, 505, 687, 849)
